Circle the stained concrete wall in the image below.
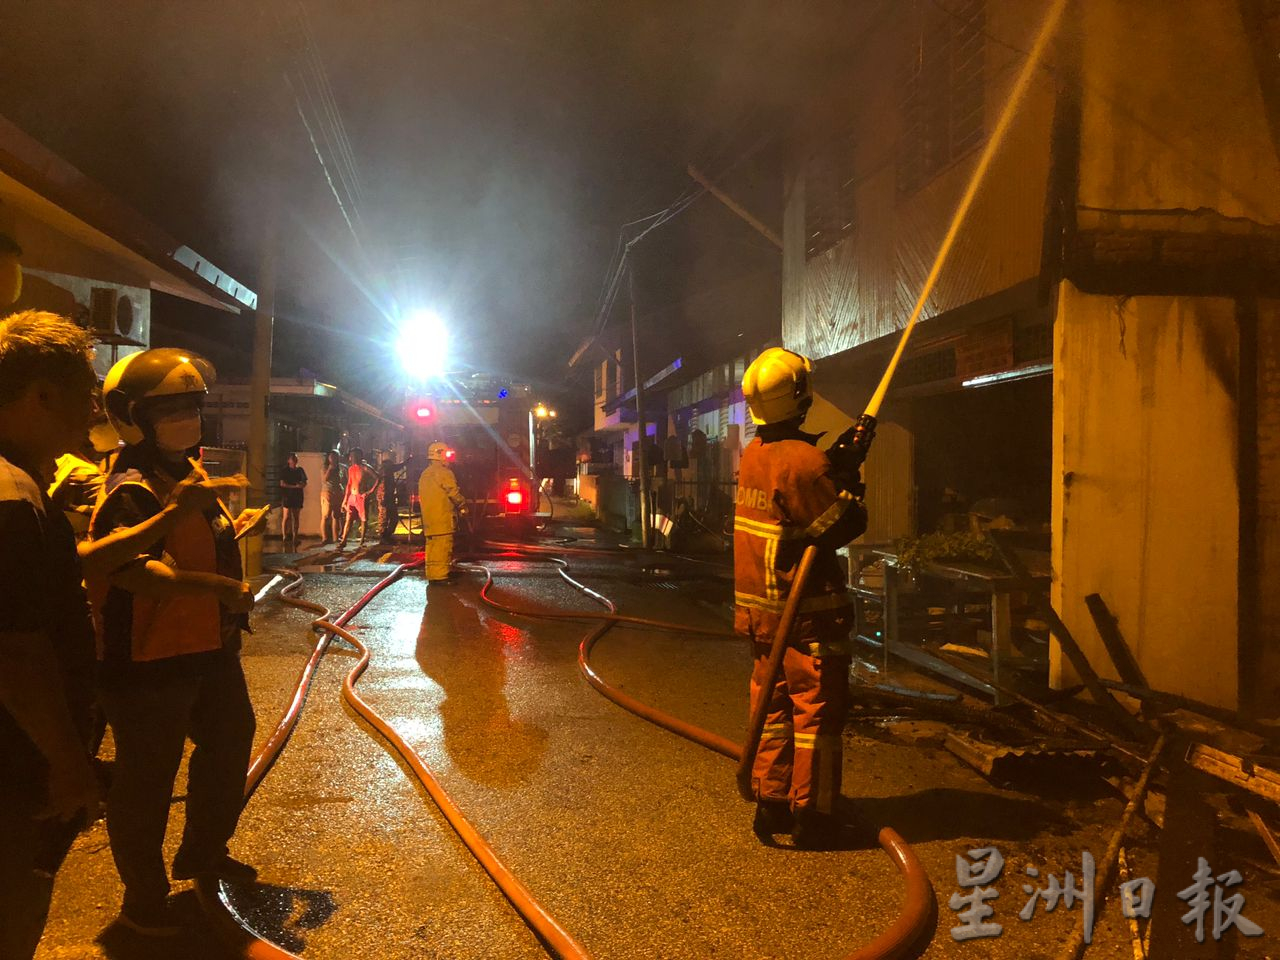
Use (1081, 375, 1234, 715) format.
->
(1254, 299, 1280, 715)
(1052, 282, 1240, 708)
(1077, 0, 1280, 225)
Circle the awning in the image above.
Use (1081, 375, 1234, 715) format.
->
(0, 115, 255, 313)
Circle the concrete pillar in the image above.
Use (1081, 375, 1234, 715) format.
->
(1051, 282, 1240, 708)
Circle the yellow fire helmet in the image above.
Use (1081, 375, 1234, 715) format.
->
(742, 347, 814, 425)
(427, 441, 450, 462)
(103, 348, 216, 446)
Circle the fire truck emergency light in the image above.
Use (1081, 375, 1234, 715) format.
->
(505, 489, 524, 506)
(395, 309, 449, 380)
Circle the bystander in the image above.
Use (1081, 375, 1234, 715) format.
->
(0, 311, 102, 959)
(87, 347, 264, 936)
(279, 453, 307, 550)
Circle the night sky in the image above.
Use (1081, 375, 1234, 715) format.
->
(0, 1, 866, 412)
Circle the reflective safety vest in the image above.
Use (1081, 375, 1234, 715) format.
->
(733, 434, 867, 652)
(87, 471, 226, 663)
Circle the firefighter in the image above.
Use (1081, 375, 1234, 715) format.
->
(735, 347, 868, 849)
(88, 348, 263, 935)
(418, 441, 467, 584)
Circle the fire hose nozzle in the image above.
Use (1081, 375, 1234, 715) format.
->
(830, 413, 878, 472)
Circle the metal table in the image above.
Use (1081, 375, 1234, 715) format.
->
(864, 547, 1050, 705)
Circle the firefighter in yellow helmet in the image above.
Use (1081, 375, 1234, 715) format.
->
(418, 441, 467, 584)
(736, 347, 869, 849)
(87, 348, 265, 933)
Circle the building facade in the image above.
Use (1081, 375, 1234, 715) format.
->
(0, 115, 254, 373)
(780, 0, 1280, 712)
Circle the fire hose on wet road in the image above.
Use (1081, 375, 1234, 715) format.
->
(179, 0, 1086, 947)
(197, 541, 935, 960)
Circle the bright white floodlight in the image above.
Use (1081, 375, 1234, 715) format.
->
(395, 309, 449, 379)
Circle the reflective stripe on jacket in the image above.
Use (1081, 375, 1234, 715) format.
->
(733, 434, 867, 648)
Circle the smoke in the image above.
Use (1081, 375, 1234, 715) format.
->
(0, 0, 876, 400)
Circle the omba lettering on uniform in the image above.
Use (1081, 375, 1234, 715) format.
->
(737, 486, 769, 510)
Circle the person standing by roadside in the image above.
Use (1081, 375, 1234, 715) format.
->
(89, 347, 264, 935)
(278, 453, 307, 551)
(320, 450, 343, 544)
(337, 447, 378, 550)
(0, 311, 102, 959)
(418, 441, 467, 583)
(377, 452, 404, 544)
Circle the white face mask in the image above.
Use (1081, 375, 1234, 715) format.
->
(89, 423, 119, 455)
(151, 411, 202, 453)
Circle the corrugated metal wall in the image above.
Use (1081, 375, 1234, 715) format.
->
(783, 0, 1055, 361)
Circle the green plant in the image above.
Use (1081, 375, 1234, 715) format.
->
(894, 531, 996, 573)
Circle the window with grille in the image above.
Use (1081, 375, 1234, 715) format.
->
(898, 0, 985, 197)
(896, 347, 958, 387)
(805, 128, 857, 259)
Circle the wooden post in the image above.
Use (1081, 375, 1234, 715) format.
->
(245, 223, 275, 577)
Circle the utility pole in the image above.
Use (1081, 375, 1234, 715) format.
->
(628, 262, 651, 548)
(245, 218, 276, 577)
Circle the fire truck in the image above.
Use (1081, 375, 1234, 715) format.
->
(403, 374, 538, 537)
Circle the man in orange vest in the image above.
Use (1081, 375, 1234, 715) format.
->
(735, 347, 868, 849)
(89, 348, 264, 936)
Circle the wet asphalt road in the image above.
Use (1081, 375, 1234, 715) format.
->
(32, 536, 1280, 959)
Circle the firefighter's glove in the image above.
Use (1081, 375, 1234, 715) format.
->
(832, 468, 865, 500)
(828, 443, 867, 498)
(458, 505, 469, 517)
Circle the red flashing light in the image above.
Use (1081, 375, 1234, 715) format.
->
(505, 490, 524, 506)
(445, 449, 456, 461)
(415, 406, 433, 420)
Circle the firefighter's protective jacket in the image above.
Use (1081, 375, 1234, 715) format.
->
(733, 431, 867, 651)
(418, 462, 466, 536)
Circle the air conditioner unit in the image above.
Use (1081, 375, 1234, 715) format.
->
(88, 287, 115, 336)
(88, 287, 136, 338)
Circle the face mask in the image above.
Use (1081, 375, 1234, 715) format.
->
(89, 423, 119, 455)
(151, 411, 202, 453)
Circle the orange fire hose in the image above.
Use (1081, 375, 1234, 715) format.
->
(320, 610, 592, 960)
(201, 560, 595, 960)
(736, 545, 819, 800)
(468, 546, 937, 960)
(196, 564, 412, 959)
(201, 543, 933, 960)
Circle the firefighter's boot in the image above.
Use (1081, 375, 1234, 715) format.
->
(752, 800, 793, 838)
(792, 809, 841, 850)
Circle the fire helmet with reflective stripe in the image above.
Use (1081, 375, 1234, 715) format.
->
(427, 441, 450, 462)
(103, 347, 215, 446)
(742, 347, 813, 425)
